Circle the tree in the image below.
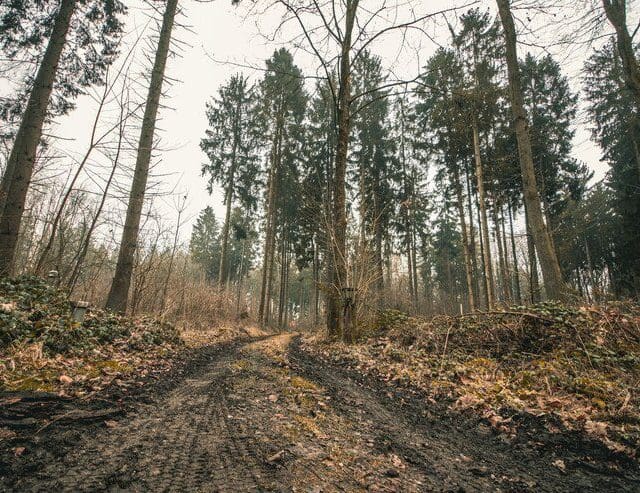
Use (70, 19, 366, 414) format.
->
(553, 183, 618, 300)
(273, 0, 448, 340)
(201, 74, 261, 287)
(190, 206, 221, 282)
(601, 0, 640, 109)
(520, 54, 589, 227)
(391, 95, 427, 308)
(105, 0, 179, 312)
(585, 39, 640, 295)
(453, 8, 504, 309)
(298, 79, 336, 323)
(496, 0, 567, 301)
(416, 47, 479, 311)
(0, 0, 126, 275)
(351, 51, 398, 295)
(327, 0, 358, 339)
(256, 48, 307, 326)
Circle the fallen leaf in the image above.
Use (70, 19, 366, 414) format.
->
(453, 393, 482, 410)
(552, 459, 566, 473)
(0, 302, 15, 313)
(0, 428, 17, 440)
(585, 420, 608, 437)
(13, 447, 26, 457)
(390, 454, 405, 469)
(266, 450, 285, 463)
(104, 420, 118, 428)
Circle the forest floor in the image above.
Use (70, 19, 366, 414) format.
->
(2, 329, 639, 492)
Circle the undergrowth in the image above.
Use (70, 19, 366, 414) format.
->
(309, 302, 640, 457)
(0, 276, 182, 394)
(0, 276, 180, 355)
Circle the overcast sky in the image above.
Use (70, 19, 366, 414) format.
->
(35, 0, 638, 243)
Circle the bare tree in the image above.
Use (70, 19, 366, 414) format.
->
(270, 0, 466, 340)
(67, 81, 137, 292)
(0, 0, 77, 275)
(160, 194, 187, 313)
(106, 0, 179, 312)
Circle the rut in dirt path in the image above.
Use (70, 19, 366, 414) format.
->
(3, 333, 639, 492)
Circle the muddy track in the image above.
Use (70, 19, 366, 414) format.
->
(288, 337, 640, 492)
(1, 334, 639, 492)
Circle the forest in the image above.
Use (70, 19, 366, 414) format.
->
(1, 0, 640, 491)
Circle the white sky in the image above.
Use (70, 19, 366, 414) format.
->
(19, 0, 639, 243)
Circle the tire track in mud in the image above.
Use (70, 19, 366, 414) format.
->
(4, 333, 640, 492)
(7, 341, 284, 492)
(287, 336, 640, 492)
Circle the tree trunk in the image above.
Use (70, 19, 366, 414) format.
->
(410, 225, 419, 308)
(219, 99, 241, 287)
(472, 119, 495, 309)
(218, 171, 234, 287)
(493, 208, 506, 303)
(265, 225, 278, 325)
(499, 207, 511, 299)
(507, 203, 522, 304)
(524, 200, 540, 303)
(327, 0, 358, 341)
(105, 0, 178, 312)
(374, 200, 385, 293)
(496, 0, 566, 301)
(602, 0, 640, 109)
(452, 165, 476, 311)
(493, 203, 511, 304)
(312, 235, 320, 324)
(465, 162, 479, 304)
(278, 231, 287, 328)
(475, 188, 487, 308)
(0, 0, 77, 276)
(283, 246, 290, 328)
(258, 115, 282, 325)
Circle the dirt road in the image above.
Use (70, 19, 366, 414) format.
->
(1, 334, 638, 492)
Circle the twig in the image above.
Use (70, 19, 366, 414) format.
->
(438, 320, 453, 373)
